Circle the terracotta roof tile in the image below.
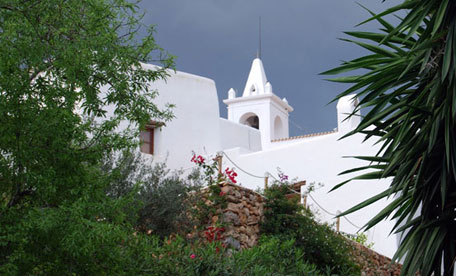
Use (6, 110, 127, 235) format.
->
(271, 130, 337, 143)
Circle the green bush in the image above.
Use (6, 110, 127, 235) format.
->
(1, 209, 332, 276)
(103, 150, 204, 237)
(230, 236, 323, 275)
(0, 194, 153, 275)
(116, 235, 325, 276)
(261, 183, 360, 275)
(343, 232, 374, 249)
(0, 150, 208, 275)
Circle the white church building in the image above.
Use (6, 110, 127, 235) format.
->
(140, 58, 398, 258)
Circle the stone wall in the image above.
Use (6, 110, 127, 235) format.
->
(220, 183, 264, 249)
(349, 240, 402, 276)
(198, 183, 264, 250)
(199, 183, 402, 275)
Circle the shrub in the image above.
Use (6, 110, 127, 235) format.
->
(261, 183, 360, 275)
(120, 234, 326, 276)
(0, 194, 157, 275)
(103, 150, 204, 237)
(343, 232, 374, 249)
(230, 236, 323, 275)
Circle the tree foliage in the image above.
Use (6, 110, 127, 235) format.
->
(0, 0, 174, 273)
(0, 0, 174, 209)
(323, 1, 456, 275)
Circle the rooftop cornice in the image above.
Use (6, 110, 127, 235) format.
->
(223, 93, 294, 112)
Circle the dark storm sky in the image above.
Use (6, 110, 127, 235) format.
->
(138, 1, 401, 136)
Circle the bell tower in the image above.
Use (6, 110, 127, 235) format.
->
(223, 58, 293, 149)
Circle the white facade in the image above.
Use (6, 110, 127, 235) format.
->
(139, 63, 222, 170)
(140, 59, 399, 258)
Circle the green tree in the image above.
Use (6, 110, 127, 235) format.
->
(0, 0, 174, 209)
(323, 1, 456, 275)
(0, 0, 174, 274)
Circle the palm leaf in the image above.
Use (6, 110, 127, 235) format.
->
(326, 1, 456, 274)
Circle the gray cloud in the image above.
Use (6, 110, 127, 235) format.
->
(139, 0, 402, 135)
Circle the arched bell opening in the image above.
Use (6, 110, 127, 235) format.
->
(239, 112, 260, 130)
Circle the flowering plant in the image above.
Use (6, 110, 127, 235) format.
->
(190, 153, 238, 186)
(203, 226, 227, 253)
(191, 154, 205, 164)
(204, 226, 225, 243)
(224, 168, 238, 184)
(278, 172, 288, 182)
(190, 152, 237, 242)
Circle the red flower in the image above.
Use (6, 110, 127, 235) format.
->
(224, 168, 237, 183)
(191, 154, 205, 164)
(204, 226, 225, 243)
(190, 254, 196, 259)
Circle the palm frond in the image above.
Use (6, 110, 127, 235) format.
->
(327, 1, 456, 274)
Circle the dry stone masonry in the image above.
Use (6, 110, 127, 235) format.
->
(221, 184, 265, 249)
(220, 183, 264, 249)
(349, 240, 402, 276)
(196, 183, 264, 250)
(198, 183, 402, 275)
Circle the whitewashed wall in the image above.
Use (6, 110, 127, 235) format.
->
(219, 118, 262, 152)
(142, 64, 222, 170)
(220, 132, 397, 258)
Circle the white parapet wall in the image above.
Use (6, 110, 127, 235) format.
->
(219, 118, 262, 153)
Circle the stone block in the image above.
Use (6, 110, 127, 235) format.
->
(226, 195, 241, 203)
(244, 208, 250, 217)
(226, 202, 240, 213)
(223, 211, 240, 226)
(221, 185, 232, 194)
(232, 190, 241, 199)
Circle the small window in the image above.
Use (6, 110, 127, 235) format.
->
(140, 127, 154, 155)
(139, 121, 163, 155)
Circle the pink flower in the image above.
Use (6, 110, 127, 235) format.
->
(278, 172, 288, 182)
(190, 254, 196, 259)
